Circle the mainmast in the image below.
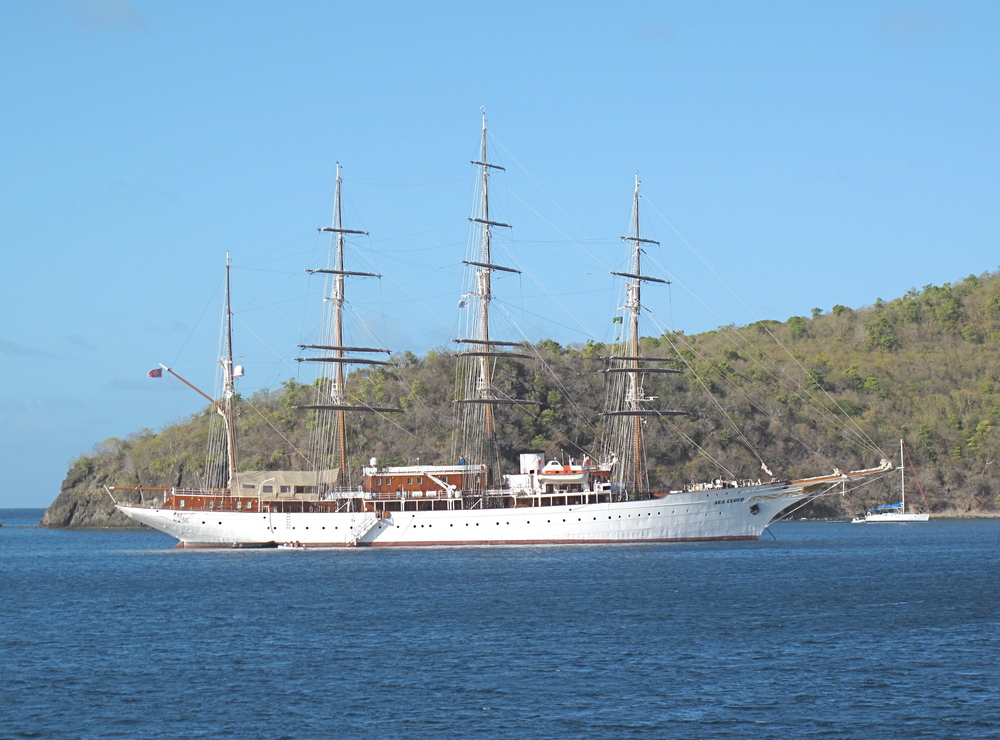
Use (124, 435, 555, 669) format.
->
(607, 176, 683, 496)
(295, 164, 400, 488)
(455, 113, 535, 490)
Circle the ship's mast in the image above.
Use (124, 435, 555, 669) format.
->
(221, 252, 238, 488)
(625, 178, 649, 494)
(477, 118, 497, 478)
(900, 438, 906, 512)
(455, 113, 535, 490)
(331, 167, 349, 475)
(295, 164, 401, 489)
(609, 176, 683, 497)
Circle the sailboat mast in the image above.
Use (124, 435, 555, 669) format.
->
(332, 164, 349, 482)
(900, 438, 906, 512)
(221, 252, 238, 489)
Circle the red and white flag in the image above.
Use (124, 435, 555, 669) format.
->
(147, 368, 163, 378)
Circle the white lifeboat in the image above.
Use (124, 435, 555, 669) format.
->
(537, 461, 588, 486)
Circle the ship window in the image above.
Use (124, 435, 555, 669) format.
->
(417, 477, 423, 484)
(179, 500, 185, 507)
(280, 486, 291, 493)
(262, 486, 273, 493)
(385, 477, 393, 485)
(407, 477, 413, 485)
(376, 477, 382, 485)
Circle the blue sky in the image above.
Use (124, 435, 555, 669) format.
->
(1, 1, 998, 508)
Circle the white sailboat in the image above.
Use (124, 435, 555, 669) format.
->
(852, 439, 930, 523)
(117, 119, 894, 548)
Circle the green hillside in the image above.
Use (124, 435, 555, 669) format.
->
(43, 272, 1000, 527)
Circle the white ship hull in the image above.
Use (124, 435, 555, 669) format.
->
(118, 481, 809, 548)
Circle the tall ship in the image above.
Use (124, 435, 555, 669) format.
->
(116, 120, 893, 547)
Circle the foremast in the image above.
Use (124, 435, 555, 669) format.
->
(607, 176, 684, 497)
(296, 164, 400, 490)
(455, 114, 535, 492)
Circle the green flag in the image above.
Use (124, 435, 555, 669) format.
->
(612, 316, 623, 324)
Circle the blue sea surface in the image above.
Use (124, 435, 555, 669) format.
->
(1, 510, 998, 739)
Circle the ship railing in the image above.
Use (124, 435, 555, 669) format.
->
(171, 487, 230, 496)
(110, 486, 231, 509)
(369, 489, 462, 501)
(684, 479, 765, 492)
(318, 488, 372, 501)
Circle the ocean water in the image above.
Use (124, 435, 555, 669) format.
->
(1, 510, 998, 740)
